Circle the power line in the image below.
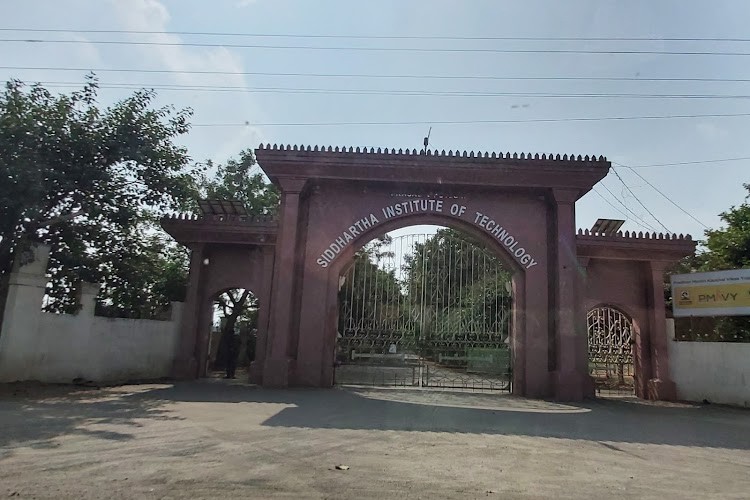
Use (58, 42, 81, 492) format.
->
(9, 38, 750, 56)
(27, 81, 750, 100)
(627, 156, 750, 168)
(610, 167, 671, 233)
(4, 28, 750, 43)
(590, 186, 646, 230)
(6, 66, 750, 84)
(614, 162, 709, 229)
(599, 182, 656, 232)
(592, 185, 675, 233)
(186, 113, 750, 127)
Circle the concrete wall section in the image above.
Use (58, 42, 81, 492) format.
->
(0, 245, 183, 384)
(668, 320, 750, 407)
(0, 304, 182, 384)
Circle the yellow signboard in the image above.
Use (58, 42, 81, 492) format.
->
(671, 269, 750, 317)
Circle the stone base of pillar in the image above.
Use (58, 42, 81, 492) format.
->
(552, 370, 593, 401)
(647, 378, 677, 401)
(171, 357, 198, 380)
(293, 361, 327, 387)
(263, 358, 292, 387)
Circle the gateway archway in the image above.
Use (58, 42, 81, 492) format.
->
(162, 145, 696, 402)
(334, 225, 514, 390)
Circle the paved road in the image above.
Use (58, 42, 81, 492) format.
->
(1, 380, 748, 499)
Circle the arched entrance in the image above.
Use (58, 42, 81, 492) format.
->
(207, 287, 259, 379)
(334, 226, 513, 390)
(587, 305, 636, 396)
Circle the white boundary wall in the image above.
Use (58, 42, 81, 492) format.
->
(668, 319, 750, 407)
(0, 246, 182, 384)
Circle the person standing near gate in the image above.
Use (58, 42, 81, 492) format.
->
(225, 325, 241, 379)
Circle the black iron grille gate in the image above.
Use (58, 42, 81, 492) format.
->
(334, 228, 513, 391)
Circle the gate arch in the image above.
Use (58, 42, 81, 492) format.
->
(322, 214, 528, 393)
(329, 213, 526, 278)
(334, 226, 514, 390)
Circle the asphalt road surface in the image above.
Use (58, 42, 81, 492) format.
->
(1, 380, 749, 499)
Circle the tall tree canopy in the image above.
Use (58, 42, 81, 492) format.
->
(0, 77, 200, 318)
(701, 183, 750, 271)
(202, 149, 279, 216)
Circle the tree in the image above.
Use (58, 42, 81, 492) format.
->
(202, 149, 279, 216)
(404, 228, 511, 343)
(701, 183, 750, 271)
(0, 77, 200, 321)
(95, 235, 189, 319)
(338, 237, 402, 334)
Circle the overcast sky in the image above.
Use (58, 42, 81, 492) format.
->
(3, 0, 750, 240)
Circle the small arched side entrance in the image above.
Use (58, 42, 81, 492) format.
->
(206, 287, 260, 379)
(334, 226, 514, 390)
(587, 305, 637, 396)
(159, 213, 277, 381)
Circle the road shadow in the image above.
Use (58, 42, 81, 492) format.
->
(0, 382, 180, 452)
(128, 380, 750, 450)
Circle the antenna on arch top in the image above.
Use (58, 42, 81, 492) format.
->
(422, 126, 432, 153)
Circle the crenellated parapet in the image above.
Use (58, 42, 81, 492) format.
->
(576, 228, 693, 241)
(576, 228, 696, 262)
(257, 143, 608, 163)
(160, 213, 278, 247)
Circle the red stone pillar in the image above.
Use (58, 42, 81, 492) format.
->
(551, 189, 589, 401)
(172, 243, 206, 379)
(645, 261, 676, 400)
(576, 256, 596, 398)
(263, 178, 307, 386)
(249, 245, 276, 384)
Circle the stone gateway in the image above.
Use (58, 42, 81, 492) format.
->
(161, 146, 695, 402)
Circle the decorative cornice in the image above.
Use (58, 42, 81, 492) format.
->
(257, 143, 608, 163)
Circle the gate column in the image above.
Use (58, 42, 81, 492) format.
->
(263, 178, 307, 386)
(172, 243, 206, 379)
(551, 189, 591, 400)
(646, 261, 677, 400)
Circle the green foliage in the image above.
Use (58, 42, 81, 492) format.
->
(95, 235, 188, 318)
(339, 228, 512, 355)
(404, 228, 511, 340)
(338, 236, 402, 332)
(0, 77, 200, 317)
(701, 183, 750, 270)
(202, 149, 279, 215)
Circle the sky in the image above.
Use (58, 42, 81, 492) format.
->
(2, 0, 750, 241)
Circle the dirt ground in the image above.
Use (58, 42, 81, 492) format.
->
(1, 380, 749, 499)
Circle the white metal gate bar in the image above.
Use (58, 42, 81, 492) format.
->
(335, 228, 512, 390)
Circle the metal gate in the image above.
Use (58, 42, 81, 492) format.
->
(587, 306, 635, 396)
(335, 228, 513, 391)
